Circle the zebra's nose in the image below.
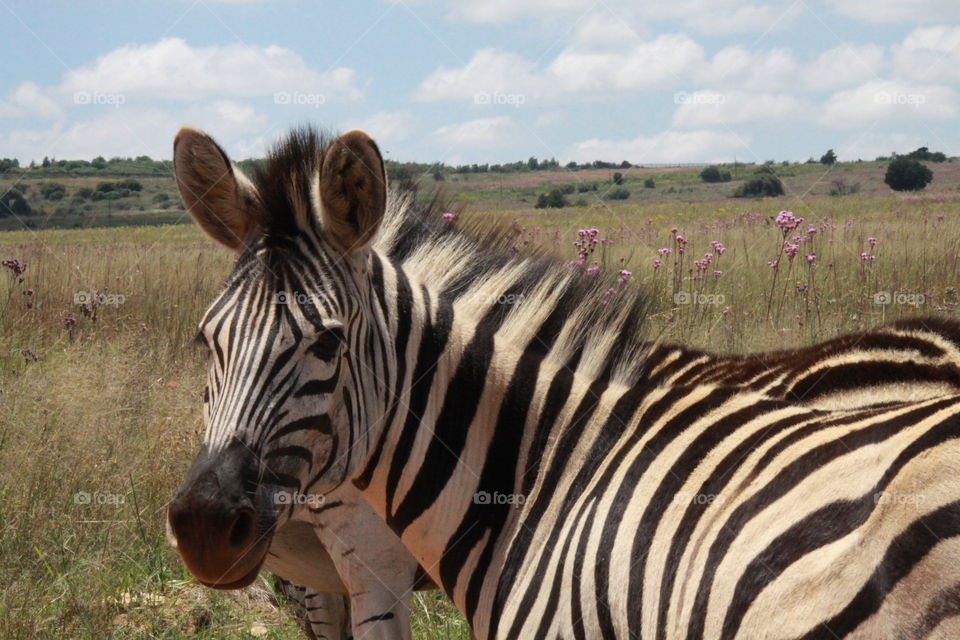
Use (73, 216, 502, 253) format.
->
(168, 440, 273, 588)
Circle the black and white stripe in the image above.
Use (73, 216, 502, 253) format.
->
(176, 126, 960, 640)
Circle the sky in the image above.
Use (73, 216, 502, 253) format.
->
(0, 0, 957, 166)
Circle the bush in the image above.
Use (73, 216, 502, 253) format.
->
(905, 147, 947, 163)
(612, 172, 624, 185)
(885, 157, 933, 191)
(39, 182, 67, 201)
(604, 187, 630, 200)
(577, 183, 598, 193)
(152, 192, 171, 204)
(820, 149, 837, 165)
(0, 191, 32, 217)
(733, 171, 784, 198)
(535, 189, 568, 208)
(644, 178, 655, 189)
(559, 184, 576, 195)
(700, 165, 731, 183)
(95, 182, 115, 193)
(116, 179, 143, 192)
(74, 187, 94, 200)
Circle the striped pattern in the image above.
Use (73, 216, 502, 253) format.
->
(179, 127, 960, 640)
(272, 320, 960, 640)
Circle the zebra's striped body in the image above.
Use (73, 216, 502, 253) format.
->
(269, 319, 960, 640)
(168, 126, 960, 640)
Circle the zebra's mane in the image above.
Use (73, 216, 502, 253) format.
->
(249, 126, 652, 388)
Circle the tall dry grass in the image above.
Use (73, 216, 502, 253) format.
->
(0, 190, 957, 638)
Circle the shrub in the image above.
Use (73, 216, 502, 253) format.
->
(95, 182, 115, 193)
(74, 187, 94, 200)
(885, 157, 933, 191)
(612, 172, 624, 185)
(116, 179, 143, 192)
(700, 165, 731, 183)
(820, 149, 837, 165)
(644, 178, 655, 189)
(535, 189, 567, 208)
(733, 171, 784, 198)
(905, 147, 947, 163)
(560, 184, 576, 195)
(0, 191, 32, 217)
(604, 187, 630, 200)
(577, 183, 598, 193)
(152, 192, 171, 204)
(39, 182, 67, 201)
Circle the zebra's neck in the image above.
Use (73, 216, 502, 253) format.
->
(352, 251, 615, 626)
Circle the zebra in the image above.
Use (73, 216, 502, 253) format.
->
(167, 125, 960, 640)
(265, 317, 960, 640)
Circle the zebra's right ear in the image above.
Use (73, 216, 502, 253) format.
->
(173, 126, 260, 252)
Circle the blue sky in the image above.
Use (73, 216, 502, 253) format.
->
(1, 0, 957, 165)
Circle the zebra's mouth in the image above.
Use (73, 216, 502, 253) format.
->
(196, 554, 268, 590)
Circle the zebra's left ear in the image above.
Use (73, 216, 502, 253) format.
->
(319, 129, 386, 254)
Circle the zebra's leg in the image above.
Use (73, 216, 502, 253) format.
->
(311, 500, 418, 640)
(274, 576, 352, 640)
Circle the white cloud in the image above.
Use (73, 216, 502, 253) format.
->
(533, 111, 565, 128)
(697, 46, 799, 91)
(417, 48, 547, 103)
(820, 80, 959, 128)
(826, 0, 958, 23)
(672, 91, 806, 128)
(431, 116, 522, 149)
(448, 0, 800, 35)
(58, 38, 361, 102)
(0, 101, 268, 163)
(892, 26, 960, 84)
(803, 44, 885, 91)
(417, 34, 704, 105)
(549, 33, 704, 93)
(565, 129, 749, 164)
(349, 111, 417, 145)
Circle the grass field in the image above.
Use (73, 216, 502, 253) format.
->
(0, 177, 957, 637)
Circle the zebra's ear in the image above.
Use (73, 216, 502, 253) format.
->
(173, 126, 260, 252)
(319, 129, 386, 254)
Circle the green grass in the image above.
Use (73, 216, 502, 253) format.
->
(0, 184, 957, 637)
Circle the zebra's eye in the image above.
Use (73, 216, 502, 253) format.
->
(309, 329, 344, 361)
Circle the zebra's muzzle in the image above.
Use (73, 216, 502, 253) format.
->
(168, 439, 277, 589)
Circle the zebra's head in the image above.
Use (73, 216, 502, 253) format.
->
(167, 126, 388, 589)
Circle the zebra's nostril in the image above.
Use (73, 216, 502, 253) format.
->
(228, 509, 256, 549)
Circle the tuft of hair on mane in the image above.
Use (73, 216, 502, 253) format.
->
(376, 184, 652, 389)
